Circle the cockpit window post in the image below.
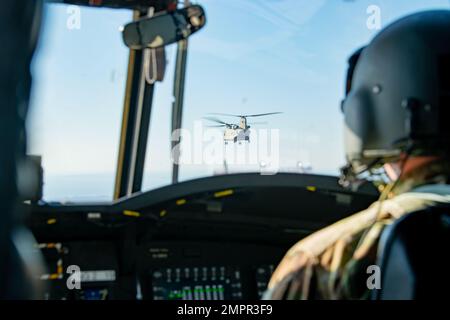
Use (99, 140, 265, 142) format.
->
(114, 10, 156, 199)
(171, 0, 191, 184)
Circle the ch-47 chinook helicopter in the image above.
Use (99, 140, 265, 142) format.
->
(204, 112, 282, 144)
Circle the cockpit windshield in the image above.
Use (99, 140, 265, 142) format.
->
(29, 0, 450, 202)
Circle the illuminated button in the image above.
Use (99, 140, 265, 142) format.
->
(211, 267, 217, 281)
(232, 292, 242, 299)
(193, 286, 200, 300)
(219, 267, 226, 280)
(218, 285, 225, 300)
(193, 268, 199, 281)
(194, 285, 204, 300)
(182, 286, 192, 300)
(153, 286, 165, 291)
(202, 267, 208, 281)
(212, 285, 219, 300)
(205, 285, 212, 300)
(257, 281, 267, 288)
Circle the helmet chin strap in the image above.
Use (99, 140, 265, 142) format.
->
(339, 143, 419, 191)
(338, 158, 382, 191)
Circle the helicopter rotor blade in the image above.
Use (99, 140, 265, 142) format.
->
(207, 113, 242, 118)
(203, 116, 230, 125)
(243, 112, 283, 118)
(206, 124, 227, 128)
(207, 112, 282, 118)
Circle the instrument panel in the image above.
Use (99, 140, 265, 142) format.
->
(37, 240, 283, 300)
(29, 173, 379, 300)
(137, 241, 283, 300)
(150, 264, 274, 300)
(151, 266, 250, 300)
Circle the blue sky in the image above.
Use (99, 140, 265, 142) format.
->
(28, 0, 450, 201)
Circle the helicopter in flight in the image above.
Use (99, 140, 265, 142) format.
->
(204, 112, 282, 144)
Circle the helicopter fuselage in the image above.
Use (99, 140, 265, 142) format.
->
(224, 127, 250, 143)
(205, 113, 281, 144)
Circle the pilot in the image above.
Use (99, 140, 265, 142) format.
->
(265, 10, 450, 300)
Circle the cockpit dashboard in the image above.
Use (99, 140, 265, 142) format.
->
(27, 173, 378, 300)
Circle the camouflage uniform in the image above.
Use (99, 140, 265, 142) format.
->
(265, 164, 450, 300)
